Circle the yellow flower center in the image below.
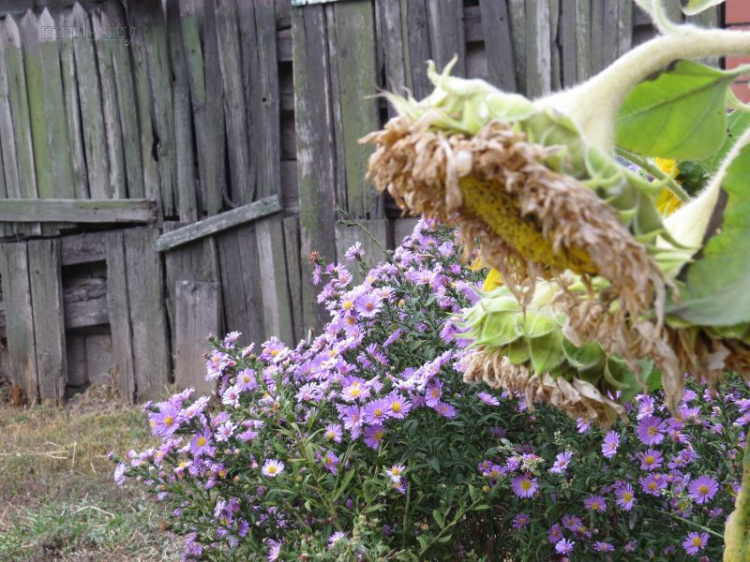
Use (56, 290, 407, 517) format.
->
(699, 485, 708, 495)
(343, 300, 353, 310)
(197, 437, 207, 447)
(391, 402, 402, 413)
(624, 492, 633, 502)
(692, 537, 702, 547)
(645, 455, 655, 465)
(521, 480, 531, 491)
(374, 408, 383, 418)
(164, 416, 174, 427)
(267, 466, 277, 474)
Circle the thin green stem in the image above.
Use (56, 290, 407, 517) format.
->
(616, 148, 690, 203)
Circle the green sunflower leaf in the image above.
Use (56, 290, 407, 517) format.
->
(681, 0, 726, 16)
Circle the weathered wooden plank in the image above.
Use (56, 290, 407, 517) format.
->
(60, 232, 105, 265)
(124, 228, 170, 401)
(280, 159, 299, 214)
(128, 3, 162, 208)
(64, 276, 107, 304)
(335, 219, 391, 284)
(255, 216, 294, 344)
(92, 6, 126, 199)
(590, 0, 604, 74)
(277, 27, 292, 62)
(28, 239, 66, 404)
(215, 0, 254, 206)
(162, 221, 220, 351)
(426, 0, 465, 76)
(618, 0, 633, 59)
(330, 0, 381, 220)
(393, 217, 420, 247)
(403, 0, 432, 99)
(275, 0, 291, 29)
(324, 4, 347, 221)
(63, 276, 108, 329)
(508, 0, 527, 94)
(283, 215, 303, 342)
(59, 7, 89, 200)
(601, 0, 620, 68)
(66, 334, 88, 388)
(526, 0, 551, 97)
(130, 0, 176, 216)
(559, 0, 577, 86)
(217, 222, 265, 348)
(0, 199, 158, 223)
(70, 3, 109, 199)
(574, 0, 590, 82)
(18, 11, 53, 199)
(0, 27, 20, 205)
(478, 0, 516, 91)
(85, 334, 113, 385)
(106, 1, 144, 199)
(375, 0, 407, 115)
(0, 242, 38, 403)
(550, 0, 562, 91)
(292, 5, 338, 331)
(174, 281, 221, 395)
(179, 0, 224, 217)
(155, 195, 281, 251)
(1, 17, 36, 206)
(105, 232, 135, 403)
(167, 0, 198, 222)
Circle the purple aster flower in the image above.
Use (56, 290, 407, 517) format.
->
(615, 483, 635, 511)
(688, 475, 719, 504)
(363, 398, 392, 425)
(338, 404, 363, 439)
(328, 531, 347, 547)
(637, 415, 667, 445)
(341, 381, 369, 402)
(602, 431, 620, 459)
(511, 473, 539, 498)
(550, 451, 573, 474)
(320, 450, 339, 474)
(512, 512, 530, 530)
(638, 448, 664, 471)
(189, 432, 215, 458)
(477, 391, 500, 406)
(261, 459, 284, 478)
(385, 464, 406, 483)
(324, 423, 343, 443)
(149, 402, 181, 438)
(355, 293, 383, 318)
(433, 402, 457, 419)
(344, 242, 364, 261)
(548, 523, 564, 544)
(236, 368, 258, 392)
(555, 538, 574, 555)
(384, 392, 412, 419)
(363, 425, 386, 449)
(683, 532, 709, 555)
(594, 542, 615, 553)
(576, 419, 591, 433)
(383, 328, 403, 347)
(640, 474, 667, 496)
(584, 495, 607, 513)
(562, 515, 583, 533)
(425, 380, 443, 407)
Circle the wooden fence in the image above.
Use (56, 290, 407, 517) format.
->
(0, 0, 718, 405)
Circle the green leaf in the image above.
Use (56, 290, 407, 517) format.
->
(562, 339, 604, 370)
(699, 110, 750, 175)
(432, 509, 445, 529)
(616, 61, 734, 160)
(476, 311, 521, 347)
(529, 330, 565, 374)
(671, 141, 750, 326)
(681, 0, 726, 16)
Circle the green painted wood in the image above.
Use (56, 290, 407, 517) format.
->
(282, 215, 304, 342)
(0, 33, 19, 205)
(478, 0, 516, 91)
(124, 228, 170, 401)
(174, 280, 221, 395)
(92, 7, 126, 198)
(330, 0, 381, 220)
(104, 231, 135, 403)
(59, 7, 89, 200)
(525, 0, 551, 97)
(508, 0, 527, 94)
(292, 4, 338, 331)
(217, 222, 265, 349)
(179, 0, 224, 217)
(127, 4, 161, 208)
(155, 195, 281, 251)
(27, 238, 66, 405)
(0, 242, 38, 403)
(18, 11, 53, 200)
(167, 0, 198, 222)
(0, 199, 158, 223)
(215, 0, 254, 206)
(131, 0, 176, 216)
(70, 2, 109, 199)
(106, 1, 144, 199)
(38, 9, 74, 200)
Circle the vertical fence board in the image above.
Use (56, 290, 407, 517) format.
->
(174, 281, 221, 395)
(335, 219, 391, 284)
(59, 8, 89, 200)
(71, 3, 109, 199)
(283, 215, 303, 343)
(125, 228, 171, 401)
(106, 1, 144, 200)
(508, 0, 527, 94)
(478, 0, 516, 91)
(331, 0, 380, 219)
(574, 0, 590, 81)
(559, 0, 577, 87)
(525, 0, 551, 98)
(426, 0, 465, 76)
(375, 0, 407, 114)
(0, 242, 38, 403)
(255, 216, 294, 344)
(66, 333, 88, 388)
(550, 0, 562, 91)
(216, 0, 254, 206)
(167, 0, 198, 222)
(618, 0, 633, 58)
(403, 0, 432, 99)
(28, 239, 66, 404)
(105, 232, 135, 403)
(0, 29, 20, 201)
(93, 7, 126, 199)
(292, 5, 338, 331)
(217, 223, 266, 348)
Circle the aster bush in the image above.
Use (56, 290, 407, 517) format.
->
(114, 219, 750, 561)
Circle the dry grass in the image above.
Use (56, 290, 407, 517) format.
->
(0, 384, 183, 561)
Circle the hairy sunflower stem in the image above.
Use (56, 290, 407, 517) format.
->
(724, 440, 750, 561)
(544, 26, 750, 152)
